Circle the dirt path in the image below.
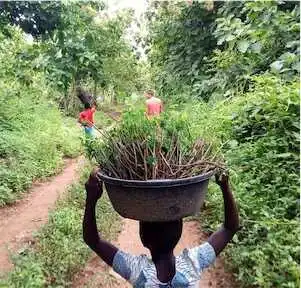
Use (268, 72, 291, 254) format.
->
(73, 219, 237, 288)
(0, 157, 83, 273)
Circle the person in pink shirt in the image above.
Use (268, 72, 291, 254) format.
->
(144, 90, 163, 117)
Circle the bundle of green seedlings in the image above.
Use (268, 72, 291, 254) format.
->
(92, 110, 224, 180)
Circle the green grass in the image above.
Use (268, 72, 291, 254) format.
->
(0, 114, 82, 206)
(0, 28, 83, 206)
(94, 110, 114, 129)
(0, 163, 121, 288)
(0, 79, 83, 206)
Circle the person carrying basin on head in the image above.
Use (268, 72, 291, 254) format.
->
(83, 169, 239, 287)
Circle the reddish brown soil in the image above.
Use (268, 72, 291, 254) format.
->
(0, 157, 83, 273)
(72, 219, 237, 288)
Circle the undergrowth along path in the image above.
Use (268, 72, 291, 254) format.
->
(0, 157, 84, 273)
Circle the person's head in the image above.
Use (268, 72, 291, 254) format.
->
(84, 102, 91, 109)
(144, 89, 154, 99)
(139, 220, 183, 257)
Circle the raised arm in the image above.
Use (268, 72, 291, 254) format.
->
(83, 169, 118, 266)
(207, 173, 239, 256)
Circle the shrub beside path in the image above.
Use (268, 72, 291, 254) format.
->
(0, 157, 83, 273)
(72, 219, 237, 288)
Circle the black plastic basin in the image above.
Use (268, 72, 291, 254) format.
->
(98, 171, 214, 222)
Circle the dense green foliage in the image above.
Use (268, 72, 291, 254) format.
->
(147, 1, 218, 98)
(148, 1, 299, 102)
(204, 1, 299, 100)
(0, 164, 120, 287)
(147, 1, 299, 287)
(1, 2, 144, 114)
(43, 4, 139, 108)
(0, 28, 81, 206)
(185, 75, 299, 287)
(0, 1, 64, 38)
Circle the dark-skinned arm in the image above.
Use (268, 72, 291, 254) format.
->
(83, 169, 118, 266)
(208, 173, 239, 256)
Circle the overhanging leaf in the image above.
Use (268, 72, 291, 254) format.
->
(270, 61, 283, 72)
(250, 42, 262, 53)
(237, 40, 250, 53)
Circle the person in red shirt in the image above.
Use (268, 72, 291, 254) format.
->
(79, 102, 96, 137)
(144, 90, 163, 118)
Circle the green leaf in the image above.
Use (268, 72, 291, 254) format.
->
(292, 61, 300, 72)
(270, 61, 283, 72)
(228, 139, 238, 148)
(55, 50, 62, 59)
(280, 52, 297, 65)
(250, 42, 262, 53)
(276, 153, 292, 158)
(217, 36, 225, 45)
(237, 40, 250, 53)
(225, 34, 235, 42)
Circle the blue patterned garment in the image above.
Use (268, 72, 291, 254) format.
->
(112, 242, 216, 288)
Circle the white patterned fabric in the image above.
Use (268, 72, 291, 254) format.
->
(112, 242, 216, 288)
